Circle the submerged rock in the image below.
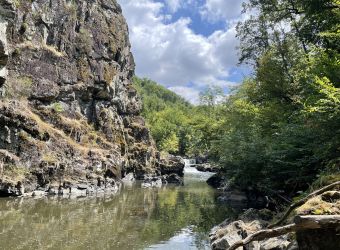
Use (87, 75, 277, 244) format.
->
(141, 176, 162, 188)
(217, 190, 248, 208)
(32, 190, 47, 197)
(162, 173, 184, 185)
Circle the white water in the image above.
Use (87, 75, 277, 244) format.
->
(183, 159, 214, 181)
(183, 159, 196, 166)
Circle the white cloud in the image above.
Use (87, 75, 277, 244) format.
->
(200, 0, 244, 23)
(165, 0, 181, 12)
(118, 0, 241, 104)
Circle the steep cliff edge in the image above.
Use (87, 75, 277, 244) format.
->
(0, 0, 168, 196)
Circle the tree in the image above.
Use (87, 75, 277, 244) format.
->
(199, 86, 224, 107)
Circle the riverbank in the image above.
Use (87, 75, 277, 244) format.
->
(208, 176, 340, 250)
(0, 154, 185, 198)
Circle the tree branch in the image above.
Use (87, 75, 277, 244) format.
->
(228, 224, 297, 250)
(228, 215, 340, 250)
(268, 181, 340, 228)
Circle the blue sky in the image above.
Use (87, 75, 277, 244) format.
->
(117, 0, 250, 104)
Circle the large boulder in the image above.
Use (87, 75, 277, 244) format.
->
(210, 209, 296, 250)
(195, 163, 219, 172)
(296, 191, 340, 250)
(207, 172, 227, 189)
(210, 219, 263, 250)
(141, 176, 162, 188)
(158, 155, 185, 177)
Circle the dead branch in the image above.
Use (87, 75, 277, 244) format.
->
(228, 215, 340, 250)
(228, 224, 297, 250)
(269, 181, 340, 228)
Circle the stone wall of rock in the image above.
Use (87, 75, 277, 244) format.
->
(0, 0, 161, 196)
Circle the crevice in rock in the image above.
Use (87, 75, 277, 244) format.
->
(0, 31, 8, 87)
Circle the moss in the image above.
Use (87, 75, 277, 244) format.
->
(77, 58, 91, 81)
(104, 64, 117, 85)
(313, 209, 325, 215)
(12, 48, 21, 57)
(310, 173, 340, 191)
(64, 0, 77, 19)
(51, 102, 64, 113)
(13, 0, 33, 9)
(5, 76, 33, 98)
(17, 41, 36, 50)
(42, 153, 58, 164)
(82, 131, 99, 147)
(19, 22, 28, 35)
(18, 130, 30, 141)
(2, 165, 28, 183)
(78, 28, 93, 54)
(296, 193, 340, 216)
(109, 42, 117, 55)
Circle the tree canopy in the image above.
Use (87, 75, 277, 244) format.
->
(134, 0, 340, 194)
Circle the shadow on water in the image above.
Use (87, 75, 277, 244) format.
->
(0, 164, 236, 250)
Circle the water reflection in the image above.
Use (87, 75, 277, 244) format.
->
(0, 173, 234, 250)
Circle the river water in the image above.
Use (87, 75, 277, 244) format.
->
(0, 161, 234, 250)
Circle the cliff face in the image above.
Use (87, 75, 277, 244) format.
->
(0, 0, 160, 196)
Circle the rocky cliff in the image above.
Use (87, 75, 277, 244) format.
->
(0, 0, 171, 196)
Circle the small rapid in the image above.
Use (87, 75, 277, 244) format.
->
(183, 159, 215, 182)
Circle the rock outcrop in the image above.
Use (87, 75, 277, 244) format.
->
(194, 163, 219, 172)
(210, 209, 297, 250)
(210, 186, 340, 250)
(158, 155, 185, 177)
(0, 0, 174, 196)
(295, 191, 340, 250)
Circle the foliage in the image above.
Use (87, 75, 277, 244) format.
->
(134, 0, 340, 194)
(199, 85, 224, 106)
(133, 77, 190, 154)
(133, 77, 225, 156)
(211, 0, 340, 192)
(5, 76, 33, 98)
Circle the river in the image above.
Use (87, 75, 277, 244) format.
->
(0, 160, 234, 250)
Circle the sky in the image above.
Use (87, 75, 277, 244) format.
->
(117, 0, 250, 104)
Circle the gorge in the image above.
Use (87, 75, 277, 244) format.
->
(0, 0, 184, 197)
(0, 0, 339, 249)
